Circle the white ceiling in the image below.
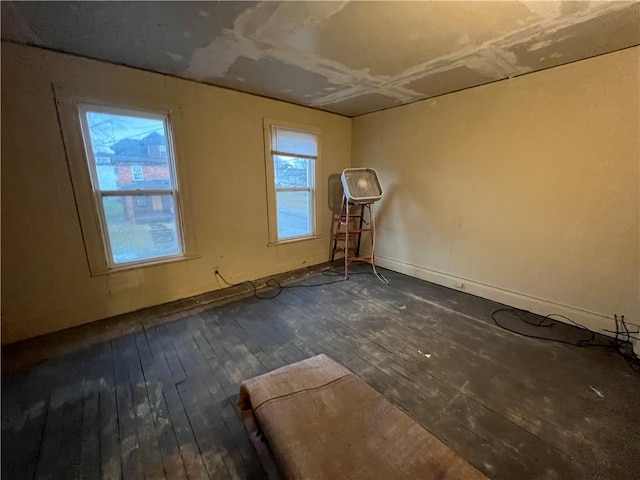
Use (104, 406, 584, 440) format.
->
(2, 1, 639, 117)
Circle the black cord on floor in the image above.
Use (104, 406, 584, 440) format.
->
(215, 271, 282, 299)
(492, 308, 640, 376)
(321, 268, 374, 277)
(214, 270, 346, 300)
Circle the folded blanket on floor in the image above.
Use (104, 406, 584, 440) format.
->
(238, 354, 488, 480)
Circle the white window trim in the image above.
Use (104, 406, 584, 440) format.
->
(131, 165, 144, 182)
(54, 86, 199, 275)
(263, 119, 321, 246)
(77, 103, 186, 269)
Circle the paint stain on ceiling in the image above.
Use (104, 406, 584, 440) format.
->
(2, 1, 639, 117)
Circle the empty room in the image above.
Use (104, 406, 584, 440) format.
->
(1, 1, 639, 479)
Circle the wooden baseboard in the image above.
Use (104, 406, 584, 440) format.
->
(372, 253, 621, 337)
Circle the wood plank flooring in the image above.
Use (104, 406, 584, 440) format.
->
(2, 266, 639, 479)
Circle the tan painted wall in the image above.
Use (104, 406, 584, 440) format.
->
(353, 47, 640, 334)
(1, 42, 351, 344)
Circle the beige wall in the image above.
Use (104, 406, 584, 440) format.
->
(3, 42, 638, 344)
(353, 47, 640, 334)
(1, 42, 351, 344)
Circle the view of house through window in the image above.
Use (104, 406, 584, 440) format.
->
(78, 105, 183, 266)
(270, 127, 317, 240)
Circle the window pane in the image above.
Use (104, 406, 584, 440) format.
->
(272, 128, 317, 157)
(102, 195, 181, 264)
(274, 156, 312, 188)
(276, 191, 312, 238)
(84, 111, 172, 191)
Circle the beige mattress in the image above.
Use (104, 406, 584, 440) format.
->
(238, 354, 488, 480)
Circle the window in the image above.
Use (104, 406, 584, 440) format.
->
(265, 121, 319, 243)
(131, 165, 144, 182)
(78, 104, 184, 266)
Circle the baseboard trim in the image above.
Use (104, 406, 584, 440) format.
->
(373, 253, 620, 337)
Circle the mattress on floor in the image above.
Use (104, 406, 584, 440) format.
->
(238, 354, 488, 480)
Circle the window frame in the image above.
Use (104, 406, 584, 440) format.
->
(53, 83, 198, 276)
(263, 119, 321, 245)
(131, 165, 145, 182)
(76, 103, 186, 269)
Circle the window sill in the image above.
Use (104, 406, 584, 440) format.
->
(92, 254, 201, 276)
(268, 235, 322, 247)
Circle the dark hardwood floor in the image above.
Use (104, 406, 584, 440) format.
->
(2, 266, 639, 480)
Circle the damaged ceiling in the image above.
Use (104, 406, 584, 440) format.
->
(2, 1, 639, 117)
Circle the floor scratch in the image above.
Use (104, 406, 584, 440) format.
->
(445, 380, 470, 409)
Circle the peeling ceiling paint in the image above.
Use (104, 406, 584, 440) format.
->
(2, 1, 639, 117)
